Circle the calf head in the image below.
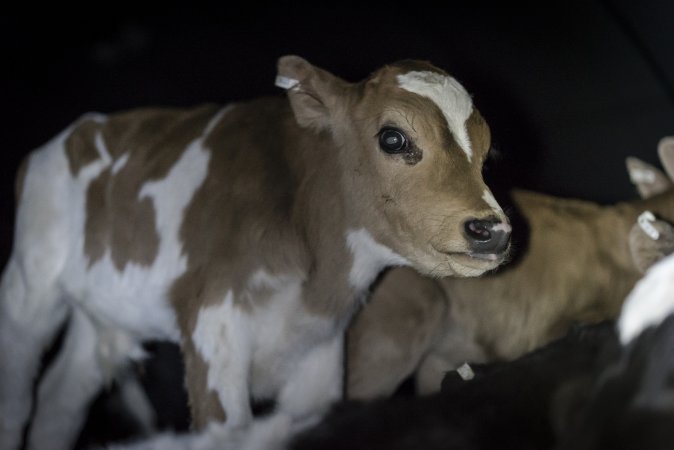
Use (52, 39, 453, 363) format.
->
(278, 56, 511, 277)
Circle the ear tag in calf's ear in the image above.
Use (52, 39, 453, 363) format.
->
(456, 362, 475, 381)
(638, 211, 660, 240)
(275, 75, 300, 90)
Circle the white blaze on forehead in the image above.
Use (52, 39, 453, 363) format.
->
(397, 70, 474, 161)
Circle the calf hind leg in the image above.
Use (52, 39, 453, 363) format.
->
(27, 309, 143, 450)
(0, 258, 70, 450)
(1, 132, 78, 450)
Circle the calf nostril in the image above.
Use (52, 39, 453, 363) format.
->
(465, 220, 493, 242)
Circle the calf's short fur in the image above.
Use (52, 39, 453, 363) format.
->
(0, 56, 510, 450)
(348, 137, 674, 398)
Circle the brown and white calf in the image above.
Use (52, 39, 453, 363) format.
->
(0, 56, 510, 450)
(347, 138, 674, 399)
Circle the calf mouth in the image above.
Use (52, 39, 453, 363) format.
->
(467, 252, 500, 261)
(452, 251, 505, 267)
(418, 243, 511, 278)
(442, 248, 511, 277)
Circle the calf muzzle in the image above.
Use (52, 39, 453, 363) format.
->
(464, 218, 511, 255)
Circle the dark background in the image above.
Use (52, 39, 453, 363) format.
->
(1, 0, 674, 445)
(2, 1, 674, 241)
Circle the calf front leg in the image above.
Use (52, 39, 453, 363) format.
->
(182, 297, 254, 430)
(235, 333, 345, 450)
(278, 333, 344, 423)
(104, 332, 344, 450)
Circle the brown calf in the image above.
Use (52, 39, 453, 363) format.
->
(0, 56, 510, 450)
(347, 138, 674, 399)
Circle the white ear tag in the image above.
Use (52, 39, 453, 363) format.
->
(456, 362, 475, 381)
(275, 76, 300, 90)
(638, 211, 660, 240)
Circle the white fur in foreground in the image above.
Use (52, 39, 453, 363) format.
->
(619, 252, 674, 344)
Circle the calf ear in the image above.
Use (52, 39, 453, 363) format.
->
(658, 136, 674, 182)
(276, 55, 348, 130)
(626, 156, 673, 199)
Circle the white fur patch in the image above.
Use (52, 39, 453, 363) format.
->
(618, 252, 674, 344)
(191, 268, 332, 425)
(192, 292, 246, 377)
(397, 71, 474, 161)
(192, 290, 253, 426)
(346, 229, 410, 293)
(246, 271, 329, 400)
(9, 123, 83, 319)
(481, 189, 501, 212)
(276, 333, 343, 418)
(482, 189, 507, 218)
(482, 190, 510, 232)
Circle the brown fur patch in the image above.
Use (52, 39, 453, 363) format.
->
(83, 168, 161, 271)
(65, 119, 104, 176)
(170, 99, 309, 318)
(81, 105, 220, 270)
(84, 169, 111, 265)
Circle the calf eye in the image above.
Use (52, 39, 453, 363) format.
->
(378, 127, 409, 154)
